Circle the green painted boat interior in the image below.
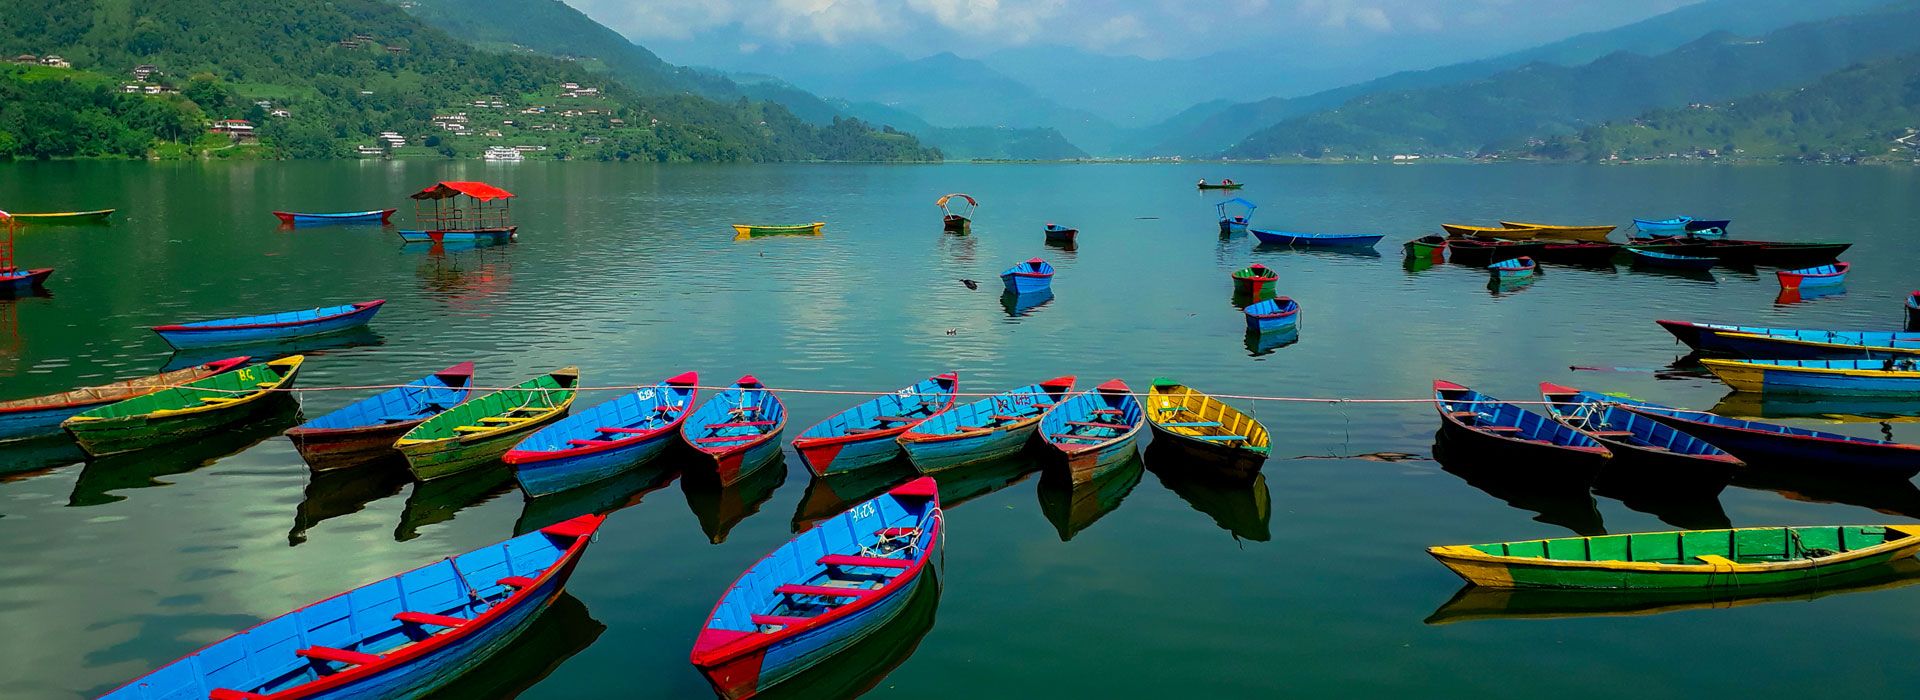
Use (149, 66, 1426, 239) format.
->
(70, 362, 282, 420)
(403, 371, 577, 441)
(1470, 527, 1909, 565)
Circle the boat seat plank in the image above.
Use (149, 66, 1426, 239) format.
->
(452, 426, 496, 433)
(776, 584, 872, 598)
(1186, 435, 1248, 441)
(955, 425, 992, 432)
(1588, 431, 1633, 437)
(478, 416, 532, 424)
(567, 439, 612, 447)
(394, 611, 469, 628)
(819, 554, 912, 569)
(1160, 422, 1223, 428)
(695, 435, 759, 443)
(1480, 426, 1522, 432)
(708, 421, 775, 428)
(1063, 421, 1122, 429)
(845, 428, 886, 434)
(199, 397, 241, 404)
(597, 426, 652, 434)
(874, 416, 915, 423)
(1156, 406, 1192, 413)
(298, 646, 382, 666)
(498, 576, 537, 589)
(1090, 409, 1123, 415)
(210, 690, 268, 700)
(876, 527, 919, 537)
(1051, 435, 1108, 442)
(750, 614, 813, 628)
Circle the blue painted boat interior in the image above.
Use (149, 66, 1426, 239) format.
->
(1039, 387, 1143, 447)
(908, 382, 1064, 436)
(799, 375, 956, 439)
(516, 380, 696, 453)
(100, 528, 572, 699)
(1244, 298, 1298, 317)
(1583, 390, 1903, 446)
(684, 380, 785, 448)
(1542, 392, 1733, 457)
(1693, 323, 1920, 346)
(1783, 264, 1844, 277)
(1002, 260, 1054, 277)
(1489, 258, 1534, 270)
(174, 303, 367, 329)
(706, 490, 933, 634)
(296, 369, 471, 431)
(1435, 386, 1601, 448)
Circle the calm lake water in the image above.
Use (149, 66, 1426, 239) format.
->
(3, 161, 1920, 698)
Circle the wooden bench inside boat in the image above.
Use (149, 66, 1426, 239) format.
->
(695, 435, 759, 443)
(1588, 430, 1633, 437)
(819, 554, 911, 569)
(875, 416, 916, 423)
(394, 611, 469, 628)
(1064, 421, 1123, 429)
(776, 583, 873, 598)
(1051, 434, 1108, 442)
(567, 439, 612, 447)
(750, 614, 812, 628)
(1160, 421, 1222, 428)
(298, 645, 382, 667)
(597, 426, 652, 434)
(1480, 426, 1522, 432)
(498, 575, 537, 589)
(1186, 435, 1248, 441)
(479, 416, 535, 424)
(708, 421, 774, 428)
(210, 689, 269, 700)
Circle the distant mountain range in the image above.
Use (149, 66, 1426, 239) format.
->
(1519, 50, 1920, 162)
(1226, 2, 1920, 159)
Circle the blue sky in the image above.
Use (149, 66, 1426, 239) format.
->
(565, 0, 1699, 60)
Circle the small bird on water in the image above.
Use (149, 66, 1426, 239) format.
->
(959, 279, 979, 290)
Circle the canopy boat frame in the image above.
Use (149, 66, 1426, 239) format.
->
(936, 193, 976, 233)
(1216, 197, 1256, 234)
(400, 181, 517, 243)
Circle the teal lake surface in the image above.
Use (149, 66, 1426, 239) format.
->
(3, 161, 1920, 698)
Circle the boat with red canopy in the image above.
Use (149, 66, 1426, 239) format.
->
(398, 182, 517, 243)
(0, 211, 52, 295)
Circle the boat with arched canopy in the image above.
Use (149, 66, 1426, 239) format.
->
(936, 193, 976, 234)
(399, 181, 518, 243)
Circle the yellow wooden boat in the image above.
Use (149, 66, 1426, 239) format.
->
(1430, 524, 1920, 590)
(732, 222, 824, 239)
(1144, 378, 1270, 480)
(10, 209, 116, 224)
(1442, 223, 1540, 240)
(1499, 221, 1616, 242)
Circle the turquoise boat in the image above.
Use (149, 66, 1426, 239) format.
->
(897, 377, 1075, 473)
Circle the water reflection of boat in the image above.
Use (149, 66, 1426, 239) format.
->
(68, 405, 298, 507)
(928, 454, 1041, 510)
(161, 328, 382, 371)
(1432, 432, 1605, 536)
(515, 462, 679, 536)
(0, 435, 86, 480)
(791, 460, 918, 532)
(393, 464, 517, 542)
(288, 458, 411, 545)
(1486, 275, 1537, 295)
(1426, 556, 1920, 626)
(1774, 286, 1846, 307)
(1037, 453, 1144, 541)
(1230, 287, 1274, 310)
(1000, 289, 1055, 317)
(1591, 482, 1730, 531)
(1710, 392, 1920, 424)
(1733, 467, 1920, 520)
(682, 456, 788, 544)
(753, 571, 942, 700)
(1148, 448, 1271, 542)
(1244, 327, 1300, 357)
(419, 592, 606, 700)
(1044, 237, 1077, 255)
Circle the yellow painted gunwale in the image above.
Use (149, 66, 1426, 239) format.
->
(1700, 358, 1920, 392)
(1498, 221, 1616, 241)
(1428, 524, 1920, 577)
(60, 356, 303, 423)
(731, 222, 824, 238)
(1443, 223, 1541, 240)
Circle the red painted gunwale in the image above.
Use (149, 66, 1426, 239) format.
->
(792, 373, 958, 452)
(693, 376, 785, 461)
(283, 362, 476, 442)
(1246, 298, 1298, 320)
(152, 300, 386, 332)
(98, 515, 604, 700)
(503, 371, 699, 464)
(897, 376, 1074, 446)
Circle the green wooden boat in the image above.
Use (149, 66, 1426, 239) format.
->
(395, 367, 578, 481)
(732, 222, 823, 239)
(1430, 524, 1920, 590)
(61, 356, 304, 457)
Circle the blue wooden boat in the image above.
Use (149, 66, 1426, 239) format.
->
(1, 266, 52, 292)
(504, 372, 700, 497)
(1000, 258, 1054, 294)
(1685, 219, 1731, 233)
(1488, 256, 1536, 279)
(682, 376, 787, 486)
(1627, 247, 1715, 270)
(896, 377, 1075, 473)
(1708, 331, 1920, 362)
(1634, 216, 1693, 231)
(1039, 379, 1145, 483)
(152, 300, 386, 350)
(0, 357, 251, 444)
(397, 228, 516, 243)
(1908, 291, 1920, 332)
(690, 478, 941, 700)
(1603, 392, 1920, 479)
(99, 515, 605, 700)
(1433, 380, 1610, 486)
(1250, 229, 1383, 249)
(1655, 320, 1920, 355)
(275, 209, 396, 226)
(1703, 358, 1920, 397)
(1778, 262, 1848, 290)
(1539, 383, 1741, 496)
(1244, 297, 1299, 334)
(1216, 197, 1256, 234)
(794, 373, 959, 477)
(284, 362, 476, 472)
(1043, 223, 1077, 243)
